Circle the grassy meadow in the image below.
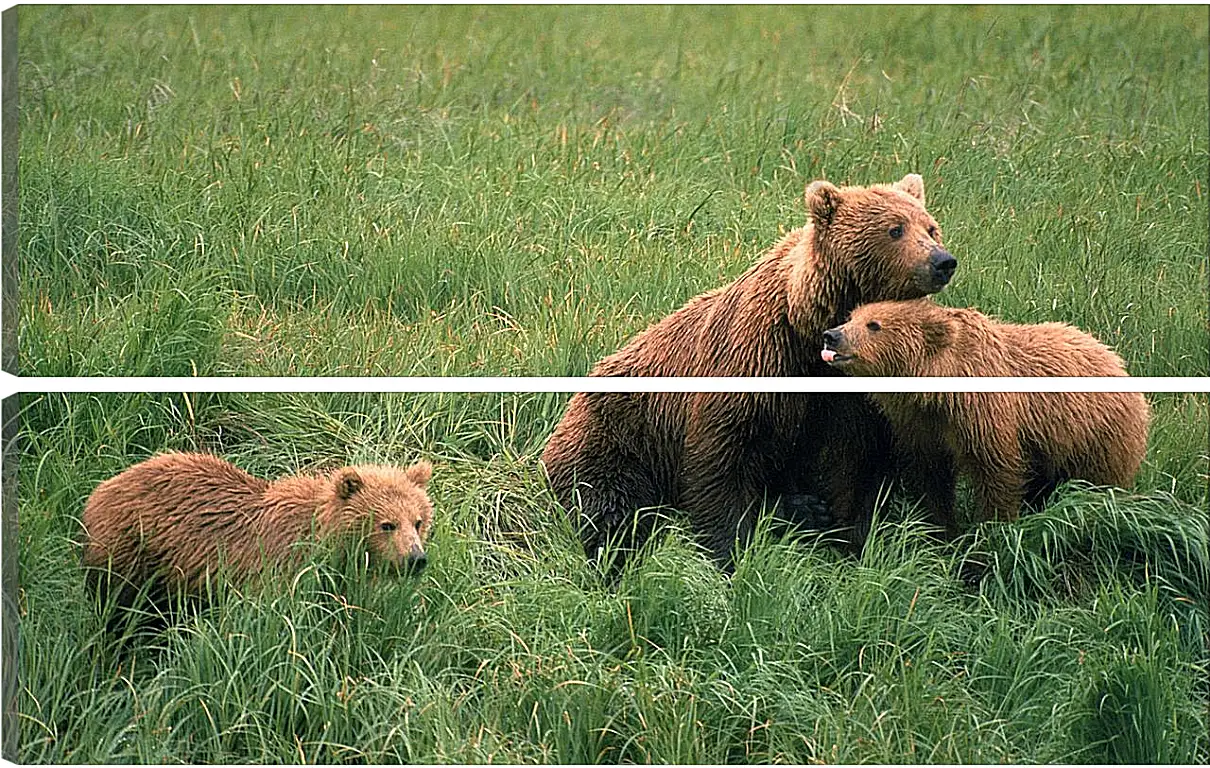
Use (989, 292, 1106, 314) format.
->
(11, 4, 1210, 765)
(12, 390, 1210, 763)
(16, 5, 1210, 377)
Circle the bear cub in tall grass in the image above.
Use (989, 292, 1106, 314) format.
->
(822, 298, 1150, 533)
(81, 452, 434, 630)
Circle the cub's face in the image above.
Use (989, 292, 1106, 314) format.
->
(820, 299, 951, 376)
(806, 174, 957, 300)
(333, 461, 434, 573)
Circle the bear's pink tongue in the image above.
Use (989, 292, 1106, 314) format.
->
(821, 349, 837, 363)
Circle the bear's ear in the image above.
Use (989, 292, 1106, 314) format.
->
(805, 180, 843, 227)
(893, 173, 925, 204)
(335, 468, 363, 500)
(406, 460, 432, 488)
(922, 318, 953, 350)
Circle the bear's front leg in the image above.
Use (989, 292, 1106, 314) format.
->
(807, 394, 896, 549)
(960, 395, 1028, 524)
(679, 393, 775, 569)
(965, 435, 1026, 524)
(897, 439, 960, 536)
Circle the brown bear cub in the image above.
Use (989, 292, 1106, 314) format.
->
(543, 174, 958, 573)
(82, 452, 434, 625)
(821, 299, 1150, 532)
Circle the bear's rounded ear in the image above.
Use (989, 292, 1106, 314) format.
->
(922, 319, 953, 350)
(805, 180, 843, 226)
(406, 460, 432, 487)
(893, 173, 925, 204)
(335, 468, 363, 500)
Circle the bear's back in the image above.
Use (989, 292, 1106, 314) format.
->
(589, 241, 821, 379)
(84, 453, 267, 525)
(82, 453, 269, 568)
(998, 321, 1129, 378)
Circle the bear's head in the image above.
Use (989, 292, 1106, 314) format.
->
(805, 174, 957, 301)
(330, 461, 434, 573)
(819, 299, 954, 376)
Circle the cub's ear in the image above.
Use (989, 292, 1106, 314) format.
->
(805, 180, 843, 227)
(922, 318, 953, 351)
(335, 468, 363, 499)
(893, 173, 925, 204)
(406, 460, 433, 488)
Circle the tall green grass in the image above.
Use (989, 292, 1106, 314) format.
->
(17, 6, 1209, 376)
(14, 392, 1210, 763)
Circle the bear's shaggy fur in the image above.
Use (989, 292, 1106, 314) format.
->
(822, 299, 1150, 530)
(81, 452, 434, 616)
(542, 175, 957, 572)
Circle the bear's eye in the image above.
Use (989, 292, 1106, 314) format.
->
(888, 224, 905, 240)
(380, 521, 397, 532)
(928, 225, 938, 240)
(866, 320, 882, 332)
(414, 520, 423, 532)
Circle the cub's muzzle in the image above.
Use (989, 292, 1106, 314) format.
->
(820, 326, 852, 366)
(402, 545, 427, 574)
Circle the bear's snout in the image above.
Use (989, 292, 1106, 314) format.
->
(402, 545, 427, 574)
(928, 247, 957, 285)
(821, 326, 851, 366)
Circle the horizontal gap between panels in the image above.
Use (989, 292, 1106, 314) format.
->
(1, 374, 1207, 397)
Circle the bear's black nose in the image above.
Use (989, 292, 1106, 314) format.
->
(822, 328, 842, 347)
(929, 247, 957, 280)
(404, 547, 427, 574)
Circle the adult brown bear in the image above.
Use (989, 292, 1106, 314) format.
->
(542, 174, 957, 573)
